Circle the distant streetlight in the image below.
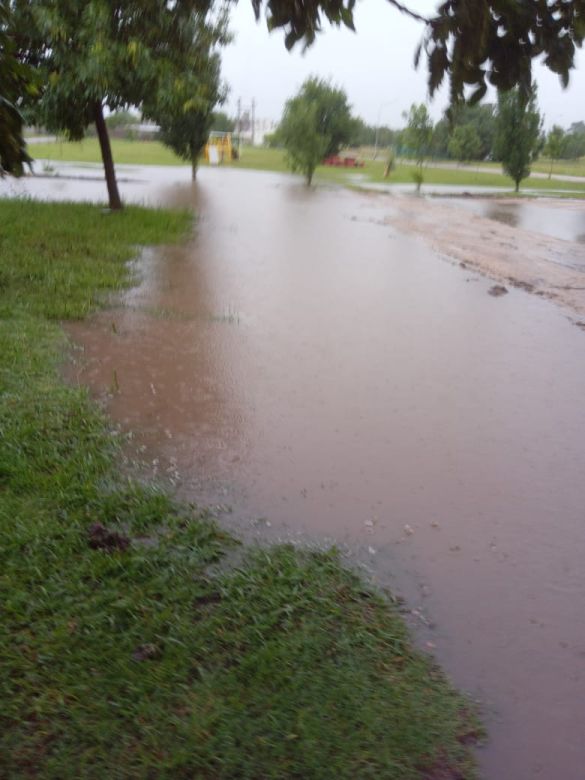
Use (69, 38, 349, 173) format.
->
(373, 100, 397, 159)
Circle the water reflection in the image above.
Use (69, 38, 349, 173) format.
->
(485, 203, 520, 228)
(451, 196, 585, 243)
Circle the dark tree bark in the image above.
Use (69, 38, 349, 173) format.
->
(94, 101, 122, 211)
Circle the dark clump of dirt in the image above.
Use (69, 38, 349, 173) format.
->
(421, 751, 468, 780)
(194, 591, 222, 608)
(575, 321, 585, 331)
(132, 643, 162, 662)
(508, 278, 534, 293)
(488, 284, 509, 297)
(87, 522, 130, 552)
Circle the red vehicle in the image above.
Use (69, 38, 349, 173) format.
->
(323, 155, 364, 168)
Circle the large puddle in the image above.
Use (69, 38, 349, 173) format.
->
(448, 196, 585, 245)
(8, 166, 585, 779)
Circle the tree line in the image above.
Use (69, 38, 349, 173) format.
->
(269, 76, 585, 191)
(2, 0, 584, 205)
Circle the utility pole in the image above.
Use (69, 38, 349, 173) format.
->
(236, 98, 241, 155)
(251, 98, 256, 147)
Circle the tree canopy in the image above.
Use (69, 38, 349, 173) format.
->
(142, 10, 227, 181)
(278, 77, 353, 184)
(211, 111, 236, 133)
(543, 125, 566, 177)
(448, 124, 482, 163)
(10, 0, 227, 206)
(0, 0, 34, 175)
(250, 0, 585, 104)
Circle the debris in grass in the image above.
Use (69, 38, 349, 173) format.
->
(87, 522, 130, 552)
(132, 643, 162, 662)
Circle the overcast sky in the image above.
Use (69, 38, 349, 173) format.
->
(221, 0, 585, 130)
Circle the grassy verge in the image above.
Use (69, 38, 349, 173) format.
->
(0, 198, 480, 778)
(29, 137, 585, 194)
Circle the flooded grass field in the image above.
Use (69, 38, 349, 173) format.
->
(5, 165, 585, 779)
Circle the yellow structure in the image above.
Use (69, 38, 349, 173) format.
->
(204, 131, 233, 164)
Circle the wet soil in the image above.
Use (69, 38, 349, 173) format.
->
(10, 165, 585, 779)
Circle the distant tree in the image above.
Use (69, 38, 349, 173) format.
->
(430, 118, 450, 158)
(150, 80, 223, 181)
(143, 25, 226, 181)
(299, 77, 353, 157)
(105, 111, 140, 131)
(403, 103, 433, 191)
(403, 104, 433, 164)
(543, 126, 567, 178)
(374, 126, 396, 149)
(563, 124, 585, 160)
(211, 111, 235, 132)
(448, 124, 482, 163)
(12, 1, 227, 209)
(279, 77, 353, 185)
(264, 129, 283, 148)
(449, 103, 496, 160)
(494, 86, 543, 192)
(279, 99, 328, 185)
(349, 117, 375, 147)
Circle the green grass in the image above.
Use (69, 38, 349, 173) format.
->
(31, 137, 186, 166)
(0, 198, 480, 777)
(30, 137, 585, 194)
(531, 157, 585, 178)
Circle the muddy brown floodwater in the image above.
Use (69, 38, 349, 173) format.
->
(14, 165, 585, 779)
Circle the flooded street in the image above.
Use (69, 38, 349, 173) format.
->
(8, 165, 585, 778)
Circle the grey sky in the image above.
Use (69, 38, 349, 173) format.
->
(221, 0, 585, 130)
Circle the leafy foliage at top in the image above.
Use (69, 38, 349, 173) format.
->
(420, 0, 585, 103)
(0, 0, 35, 174)
(247, 0, 585, 103)
(12, 0, 228, 141)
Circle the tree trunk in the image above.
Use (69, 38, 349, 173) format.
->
(191, 156, 197, 181)
(549, 159, 553, 179)
(306, 168, 314, 186)
(94, 101, 122, 211)
(515, 180, 520, 193)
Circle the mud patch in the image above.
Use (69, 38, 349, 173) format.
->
(87, 522, 130, 552)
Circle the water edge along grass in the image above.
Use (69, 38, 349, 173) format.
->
(0, 197, 481, 777)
